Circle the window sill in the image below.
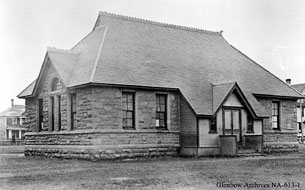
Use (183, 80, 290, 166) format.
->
(156, 127, 168, 131)
(246, 131, 255, 134)
(122, 127, 136, 131)
(208, 131, 218, 134)
(272, 129, 281, 132)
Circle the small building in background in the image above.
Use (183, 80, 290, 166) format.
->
(0, 99, 26, 145)
(290, 81, 305, 138)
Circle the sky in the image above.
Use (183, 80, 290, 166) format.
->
(0, 0, 304, 111)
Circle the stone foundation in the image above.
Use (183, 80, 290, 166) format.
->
(263, 132, 299, 153)
(263, 143, 298, 153)
(24, 130, 180, 160)
(25, 145, 179, 161)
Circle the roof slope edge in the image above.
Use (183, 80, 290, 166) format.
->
(228, 44, 303, 98)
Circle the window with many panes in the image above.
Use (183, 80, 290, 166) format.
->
(58, 95, 61, 131)
(38, 99, 43, 132)
(71, 93, 77, 130)
(272, 102, 280, 130)
(156, 94, 167, 129)
(122, 92, 135, 129)
(50, 97, 55, 131)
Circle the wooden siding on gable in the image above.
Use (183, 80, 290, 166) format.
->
(223, 92, 243, 107)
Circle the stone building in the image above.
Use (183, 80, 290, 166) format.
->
(0, 99, 26, 145)
(18, 12, 302, 160)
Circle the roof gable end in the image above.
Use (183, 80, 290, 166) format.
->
(31, 52, 67, 97)
(213, 82, 257, 118)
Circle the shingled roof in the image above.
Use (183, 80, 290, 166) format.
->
(291, 83, 305, 95)
(0, 105, 25, 117)
(18, 11, 303, 117)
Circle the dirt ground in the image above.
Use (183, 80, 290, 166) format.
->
(1, 146, 305, 190)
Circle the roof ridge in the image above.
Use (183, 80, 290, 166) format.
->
(211, 81, 237, 86)
(47, 47, 79, 55)
(98, 11, 223, 36)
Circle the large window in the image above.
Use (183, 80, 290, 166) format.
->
(272, 102, 280, 130)
(122, 92, 135, 129)
(51, 77, 61, 91)
(156, 94, 167, 129)
(50, 97, 55, 131)
(38, 99, 43, 132)
(58, 95, 61, 131)
(71, 93, 77, 130)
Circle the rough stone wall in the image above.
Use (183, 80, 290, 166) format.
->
(33, 60, 68, 131)
(25, 131, 179, 146)
(137, 90, 156, 130)
(36, 60, 60, 98)
(257, 98, 298, 153)
(92, 87, 179, 131)
(60, 94, 68, 131)
(41, 98, 49, 131)
(24, 83, 180, 160)
(259, 98, 297, 132)
(25, 146, 178, 160)
(24, 98, 36, 132)
(263, 143, 298, 153)
(75, 87, 93, 130)
(92, 87, 121, 130)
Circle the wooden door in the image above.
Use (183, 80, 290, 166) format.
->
(223, 109, 242, 143)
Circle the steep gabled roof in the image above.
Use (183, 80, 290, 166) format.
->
(212, 82, 236, 114)
(47, 47, 79, 85)
(212, 82, 265, 118)
(18, 11, 303, 117)
(18, 48, 79, 98)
